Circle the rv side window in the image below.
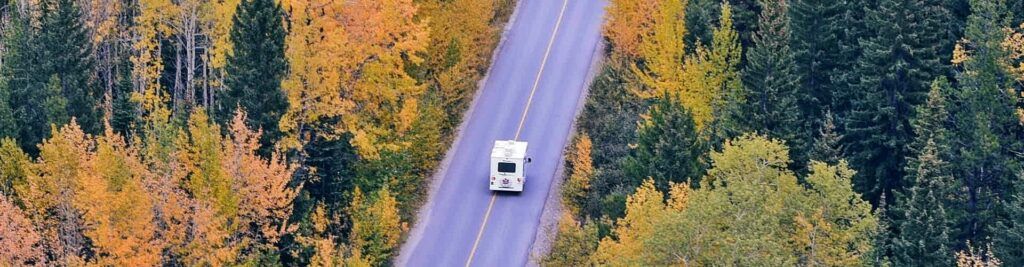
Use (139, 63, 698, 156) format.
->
(498, 162, 516, 173)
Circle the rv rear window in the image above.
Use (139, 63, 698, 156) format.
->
(498, 162, 516, 173)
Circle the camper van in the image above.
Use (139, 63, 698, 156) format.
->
(490, 140, 529, 192)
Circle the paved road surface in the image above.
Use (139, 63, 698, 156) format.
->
(398, 0, 606, 266)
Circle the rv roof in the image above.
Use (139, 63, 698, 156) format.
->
(491, 140, 528, 159)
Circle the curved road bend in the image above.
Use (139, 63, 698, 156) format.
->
(398, 0, 606, 266)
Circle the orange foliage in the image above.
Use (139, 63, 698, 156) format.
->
(224, 110, 298, 245)
(604, 0, 660, 58)
(0, 194, 45, 266)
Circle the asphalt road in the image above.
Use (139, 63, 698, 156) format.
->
(397, 0, 606, 266)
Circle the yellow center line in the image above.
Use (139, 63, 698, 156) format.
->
(464, 0, 570, 266)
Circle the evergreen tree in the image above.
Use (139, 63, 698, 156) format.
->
(684, 0, 759, 56)
(891, 79, 958, 266)
(3, 0, 98, 153)
(790, 0, 843, 126)
(37, 0, 99, 134)
(738, 0, 803, 161)
(296, 119, 357, 221)
(993, 172, 1024, 266)
(0, 77, 15, 139)
(623, 93, 706, 191)
(829, 0, 866, 121)
(946, 0, 1021, 246)
(843, 0, 951, 206)
(809, 110, 844, 165)
(1, 7, 52, 153)
(684, 0, 719, 52)
(220, 0, 288, 155)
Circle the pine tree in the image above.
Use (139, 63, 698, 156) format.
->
(0, 77, 15, 139)
(37, 0, 99, 134)
(891, 139, 957, 266)
(623, 93, 706, 191)
(843, 0, 951, 206)
(790, 0, 843, 125)
(829, 0, 866, 122)
(220, 0, 288, 156)
(738, 0, 803, 160)
(810, 110, 844, 165)
(2, 8, 54, 154)
(948, 0, 1020, 244)
(684, 0, 717, 52)
(993, 172, 1024, 266)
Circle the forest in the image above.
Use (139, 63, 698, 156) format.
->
(544, 0, 1024, 266)
(0, 0, 514, 265)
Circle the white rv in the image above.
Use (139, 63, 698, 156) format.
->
(490, 140, 529, 192)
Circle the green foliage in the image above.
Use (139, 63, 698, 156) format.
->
(810, 110, 845, 165)
(706, 2, 745, 145)
(946, 0, 1021, 245)
(683, 0, 758, 54)
(737, 0, 804, 163)
(0, 138, 29, 205)
(993, 172, 1024, 266)
(220, 0, 289, 156)
(542, 213, 599, 266)
(180, 110, 239, 218)
(38, 0, 99, 134)
(623, 93, 706, 191)
(844, 0, 953, 206)
(889, 81, 958, 265)
(593, 135, 877, 265)
(891, 139, 957, 266)
(1, 0, 98, 154)
(790, 0, 844, 126)
(348, 187, 405, 267)
(577, 61, 645, 219)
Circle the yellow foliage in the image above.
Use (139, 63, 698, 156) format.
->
(953, 40, 971, 66)
(24, 121, 90, 222)
(563, 134, 593, 215)
(131, 0, 174, 98)
(178, 110, 237, 217)
(630, 0, 689, 99)
(348, 187, 407, 266)
(1003, 23, 1024, 124)
(279, 0, 429, 160)
(278, 0, 354, 149)
(1004, 24, 1024, 80)
(667, 182, 690, 211)
(629, 0, 736, 130)
(956, 242, 1002, 267)
(205, 0, 241, 70)
(592, 179, 667, 265)
(792, 209, 862, 266)
(83, 0, 123, 45)
(542, 212, 599, 266)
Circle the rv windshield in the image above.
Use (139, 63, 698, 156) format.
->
(498, 162, 516, 173)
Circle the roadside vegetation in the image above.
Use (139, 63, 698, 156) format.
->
(0, 0, 515, 265)
(546, 0, 1024, 265)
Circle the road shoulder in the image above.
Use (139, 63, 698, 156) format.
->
(526, 38, 607, 266)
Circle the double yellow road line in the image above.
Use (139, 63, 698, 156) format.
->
(464, 0, 570, 266)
